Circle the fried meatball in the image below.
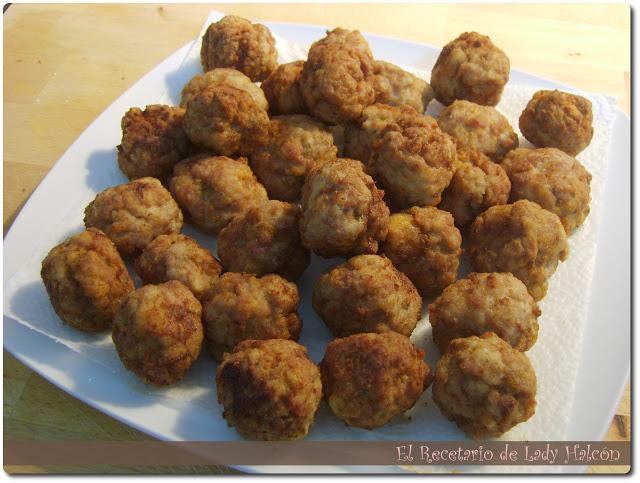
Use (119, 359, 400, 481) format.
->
(313, 254, 421, 337)
(372, 60, 434, 113)
(169, 155, 267, 235)
(380, 207, 461, 298)
(299, 158, 389, 258)
(502, 148, 592, 235)
(202, 273, 301, 361)
(200, 15, 277, 82)
(112, 281, 203, 386)
(249, 115, 337, 201)
(300, 30, 375, 124)
(84, 177, 183, 258)
(437, 100, 518, 161)
(432, 332, 537, 438)
(519, 89, 594, 155)
(439, 148, 511, 227)
(183, 84, 269, 156)
(261, 61, 307, 115)
(468, 200, 569, 301)
(216, 339, 322, 440)
(431, 32, 510, 106)
(217, 200, 310, 281)
(429, 272, 540, 353)
(134, 234, 222, 300)
(117, 105, 191, 182)
(180, 68, 268, 110)
(320, 332, 432, 429)
(41, 228, 134, 332)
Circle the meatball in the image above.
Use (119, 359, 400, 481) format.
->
(180, 68, 268, 110)
(372, 60, 434, 113)
(380, 207, 462, 298)
(217, 200, 310, 281)
(431, 32, 510, 106)
(501, 148, 592, 235)
(216, 339, 322, 440)
(117, 105, 191, 182)
(519, 89, 594, 155)
(429, 272, 540, 353)
(84, 177, 183, 258)
(437, 100, 518, 162)
(200, 15, 277, 82)
(249, 114, 337, 201)
(468, 200, 569, 301)
(438, 148, 511, 227)
(312, 254, 421, 337)
(202, 272, 301, 361)
(432, 333, 537, 438)
(261, 61, 307, 115)
(299, 158, 389, 258)
(41, 228, 134, 332)
(112, 281, 203, 386)
(370, 114, 457, 209)
(320, 332, 432, 429)
(169, 155, 267, 235)
(134, 234, 222, 300)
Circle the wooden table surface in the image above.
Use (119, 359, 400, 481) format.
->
(3, 3, 630, 475)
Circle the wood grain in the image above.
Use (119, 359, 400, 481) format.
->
(3, 3, 630, 475)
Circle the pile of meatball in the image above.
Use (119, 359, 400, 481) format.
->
(40, 15, 594, 441)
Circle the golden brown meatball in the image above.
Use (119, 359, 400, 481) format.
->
(370, 114, 457, 209)
(439, 148, 511, 227)
(320, 332, 432, 429)
(117, 105, 191, 182)
(502, 148, 592, 235)
(437, 100, 518, 162)
(200, 15, 277, 82)
(169, 155, 267, 235)
(41, 228, 134, 332)
(432, 332, 537, 438)
(429, 272, 540, 353)
(84, 177, 183, 258)
(431, 32, 510, 106)
(217, 200, 310, 281)
(202, 272, 301, 361)
(299, 158, 389, 258)
(372, 60, 434, 113)
(249, 115, 337, 201)
(312, 254, 421, 337)
(261, 61, 307, 115)
(183, 85, 269, 157)
(134, 234, 222, 300)
(112, 281, 203, 386)
(180, 68, 268, 110)
(216, 339, 322, 440)
(380, 207, 461, 298)
(519, 89, 594, 155)
(468, 200, 569, 301)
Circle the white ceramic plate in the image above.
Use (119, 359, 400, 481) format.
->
(3, 19, 630, 475)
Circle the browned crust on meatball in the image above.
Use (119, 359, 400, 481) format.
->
(431, 32, 510, 106)
(380, 207, 462, 298)
(112, 281, 204, 386)
(372, 60, 434, 113)
(41, 228, 134, 331)
(217, 200, 310, 281)
(432, 332, 537, 438)
(320, 332, 432, 429)
(429, 272, 540, 353)
(261, 61, 307, 115)
(84, 177, 183, 258)
(216, 339, 322, 440)
(519, 89, 594, 155)
(180, 68, 268, 110)
(312, 254, 421, 337)
(200, 15, 277, 82)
